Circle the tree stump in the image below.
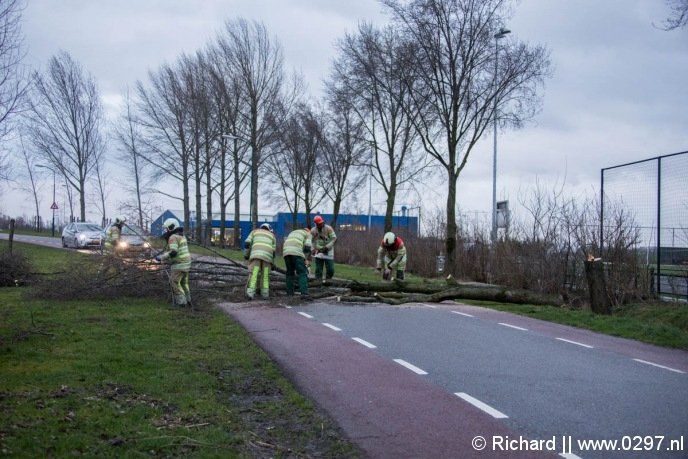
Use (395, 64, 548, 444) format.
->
(584, 258, 611, 314)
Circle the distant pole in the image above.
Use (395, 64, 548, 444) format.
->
(492, 27, 511, 244)
(51, 168, 56, 237)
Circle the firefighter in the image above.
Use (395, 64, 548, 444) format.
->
(376, 231, 407, 281)
(155, 218, 192, 306)
(104, 216, 126, 254)
(244, 223, 276, 299)
(283, 226, 313, 299)
(310, 215, 337, 284)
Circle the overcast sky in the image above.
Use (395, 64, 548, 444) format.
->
(4, 0, 687, 229)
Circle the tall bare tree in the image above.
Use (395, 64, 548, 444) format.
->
(322, 90, 368, 228)
(135, 61, 193, 231)
(207, 44, 251, 247)
(264, 103, 326, 228)
(383, 0, 551, 273)
(0, 0, 29, 151)
(215, 18, 300, 227)
(27, 51, 105, 222)
(17, 135, 42, 230)
(114, 89, 152, 229)
(330, 22, 429, 232)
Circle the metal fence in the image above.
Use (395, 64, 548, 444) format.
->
(601, 150, 688, 300)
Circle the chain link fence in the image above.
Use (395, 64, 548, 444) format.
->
(601, 151, 688, 300)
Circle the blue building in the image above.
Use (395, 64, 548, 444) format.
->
(152, 209, 419, 243)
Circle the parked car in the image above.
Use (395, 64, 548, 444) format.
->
(103, 223, 153, 258)
(61, 222, 104, 249)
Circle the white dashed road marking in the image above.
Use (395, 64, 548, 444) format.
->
(633, 358, 685, 374)
(454, 392, 508, 419)
(555, 338, 594, 349)
(394, 359, 428, 375)
(298, 312, 313, 319)
(352, 337, 377, 349)
(322, 323, 342, 331)
(498, 322, 528, 331)
(451, 311, 474, 317)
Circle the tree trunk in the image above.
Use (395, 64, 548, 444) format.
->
(584, 259, 612, 314)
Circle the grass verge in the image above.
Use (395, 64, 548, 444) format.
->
(0, 241, 359, 458)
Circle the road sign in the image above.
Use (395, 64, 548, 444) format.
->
(50, 202, 58, 210)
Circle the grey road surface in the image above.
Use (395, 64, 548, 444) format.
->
(227, 301, 688, 459)
(0, 233, 63, 249)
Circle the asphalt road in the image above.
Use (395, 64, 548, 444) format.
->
(225, 301, 688, 459)
(0, 232, 63, 248)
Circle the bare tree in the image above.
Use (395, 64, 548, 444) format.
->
(215, 18, 301, 227)
(90, 151, 109, 226)
(330, 22, 429, 232)
(0, 0, 29, 149)
(322, 90, 368, 227)
(658, 0, 688, 30)
(17, 135, 42, 230)
(27, 51, 105, 222)
(382, 0, 551, 273)
(207, 42, 251, 247)
(264, 103, 326, 228)
(135, 61, 194, 231)
(113, 89, 153, 229)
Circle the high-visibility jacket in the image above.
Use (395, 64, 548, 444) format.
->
(160, 232, 191, 271)
(245, 228, 276, 263)
(282, 229, 312, 258)
(377, 236, 407, 270)
(104, 224, 121, 251)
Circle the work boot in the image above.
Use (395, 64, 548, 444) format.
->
(396, 270, 405, 281)
(261, 290, 270, 299)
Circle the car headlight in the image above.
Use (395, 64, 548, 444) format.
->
(117, 241, 129, 249)
(79, 234, 86, 241)
(144, 242, 151, 248)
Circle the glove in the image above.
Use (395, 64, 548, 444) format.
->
(154, 255, 161, 262)
(320, 247, 329, 255)
(243, 252, 250, 260)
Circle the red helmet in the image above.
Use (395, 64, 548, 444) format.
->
(314, 215, 324, 225)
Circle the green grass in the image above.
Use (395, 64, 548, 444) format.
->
(0, 242, 358, 458)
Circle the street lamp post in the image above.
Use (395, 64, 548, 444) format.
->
(37, 164, 57, 237)
(492, 27, 510, 244)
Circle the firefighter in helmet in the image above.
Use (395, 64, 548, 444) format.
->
(283, 226, 313, 299)
(155, 218, 192, 306)
(376, 231, 407, 281)
(104, 216, 126, 254)
(310, 215, 337, 284)
(244, 223, 276, 299)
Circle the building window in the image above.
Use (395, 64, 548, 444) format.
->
(338, 224, 366, 232)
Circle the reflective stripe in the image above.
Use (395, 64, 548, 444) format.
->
(166, 234, 191, 271)
(283, 229, 312, 258)
(245, 229, 276, 263)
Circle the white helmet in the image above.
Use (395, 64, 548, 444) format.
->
(260, 223, 271, 231)
(383, 232, 396, 246)
(163, 218, 180, 232)
(114, 215, 126, 225)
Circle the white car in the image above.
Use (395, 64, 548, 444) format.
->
(103, 223, 153, 258)
(61, 222, 104, 249)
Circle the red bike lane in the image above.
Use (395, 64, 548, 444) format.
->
(222, 303, 559, 459)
